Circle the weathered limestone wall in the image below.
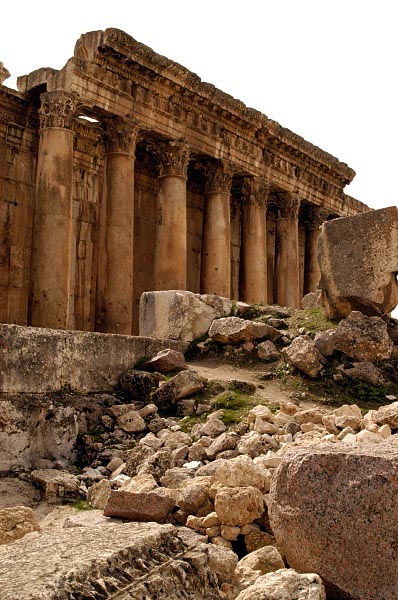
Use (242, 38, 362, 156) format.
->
(0, 90, 38, 326)
(0, 324, 188, 394)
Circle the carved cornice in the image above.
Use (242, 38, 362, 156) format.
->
(102, 116, 139, 154)
(0, 62, 11, 85)
(204, 160, 234, 194)
(99, 28, 355, 184)
(241, 177, 270, 208)
(277, 191, 301, 219)
(154, 140, 190, 177)
(38, 91, 80, 129)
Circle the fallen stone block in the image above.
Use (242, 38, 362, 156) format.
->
(104, 487, 177, 522)
(318, 206, 398, 319)
(269, 443, 398, 599)
(139, 290, 232, 341)
(315, 310, 393, 362)
(283, 335, 325, 377)
(0, 522, 221, 599)
(31, 469, 81, 502)
(143, 348, 186, 373)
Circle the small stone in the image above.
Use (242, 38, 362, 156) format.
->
(87, 479, 112, 509)
(0, 506, 40, 545)
(215, 486, 264, 526)
(143, 349, 186, 373)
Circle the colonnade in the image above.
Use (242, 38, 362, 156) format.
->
(29, 91, 326, 335)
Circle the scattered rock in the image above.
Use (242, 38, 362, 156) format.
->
(257, 341, 280, 362)
(283, 335, 325, 377)
(215, 486, 264, 526)
(315, 311, 393, 362)
(0, 506, 40, 545)
(152, 369, 204, 412)
(31, 469, 81, 502)
(119, 369, 159, 403)
(87, 479, 112, 509)
(235, 569, 325, 600)
(104, 487, 177, 522)
(143, 348, 186, 373)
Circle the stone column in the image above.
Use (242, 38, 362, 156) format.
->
(99, 116, 138, 334)
(200, 160, 234, 297)
(154, 141, 190, 290)
(30, 91, 79, 329)
(274, 192, 301, 309)
(240, 177, 269, 304)
(304, 206, 327, 295)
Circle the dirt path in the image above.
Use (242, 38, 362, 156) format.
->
(187, 357, 291, 406)
(186, 356, 320, 409)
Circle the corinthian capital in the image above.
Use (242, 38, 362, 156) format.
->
(38, 91, 80, 129)
(204, 159, 235, 194)
(305, 205, 329, 229)
(277, 191, 301, 219)
(241, 177, 270, 208)
(102, 116, 139, 154)
(155, 141, 190, 177)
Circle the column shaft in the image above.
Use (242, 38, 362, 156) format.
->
(201, 161, 233, 297)
(274, 193, 301, 308)
(30, 92, 78, 329)
(154, 141, 190, 290)
(240, 178, 268, 304)
(98, 117, 137, 334)
(304, 206, 326, 294)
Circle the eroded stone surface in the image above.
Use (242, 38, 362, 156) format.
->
(283, 335, 325, 377)
(318, 207, 398, 319)
(0, 522, 222, 599)
(0, 506, 40, 545)
(269, 443, 398, 600)
(139, 291, 232, 341)
(235, 569, 325, 600)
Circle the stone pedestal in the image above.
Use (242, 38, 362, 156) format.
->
(154, 141, 190, 290)
(97, 117, 138, 334)
(304, 206, 327, 295)
(30, 92, 79, 329)
(240, 177, 269, 304)
(274, 192, 301, 309)
(200, 160, 233, 297)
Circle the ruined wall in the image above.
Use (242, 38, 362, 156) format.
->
(0, 90, 37, 326)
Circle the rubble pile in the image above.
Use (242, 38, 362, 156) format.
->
(2, 296, 398, 598)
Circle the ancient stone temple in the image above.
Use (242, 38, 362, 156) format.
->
(0, 28, 368, 335)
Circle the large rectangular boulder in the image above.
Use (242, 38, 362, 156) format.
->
(139, 291, 232, 341)
(318, 206, 398, 318)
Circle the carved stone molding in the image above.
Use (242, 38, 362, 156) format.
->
(204, 160, 234, 194)
(241, 177, 270, 208)
(38, 91, 80, 129)
(277, 191, 301, 219)
(0, 62, 11, 85)
(154, 140, 190, 177)
(102, 116, 139, 154)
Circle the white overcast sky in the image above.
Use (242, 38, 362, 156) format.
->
(2, 0, 397, 211)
